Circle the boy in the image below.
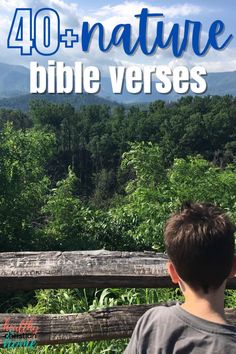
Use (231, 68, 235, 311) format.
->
(124, 202, 236, 353)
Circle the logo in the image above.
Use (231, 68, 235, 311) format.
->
(1, 317, 38, 350)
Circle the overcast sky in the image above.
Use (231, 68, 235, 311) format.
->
(0, 0, 235, 74)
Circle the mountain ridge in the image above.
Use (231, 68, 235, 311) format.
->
(0, 63, 235, 108)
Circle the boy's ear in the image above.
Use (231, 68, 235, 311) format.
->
(229, 256, 236, 278)
(167, 261, 179, 284)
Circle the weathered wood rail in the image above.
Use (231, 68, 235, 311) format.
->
(0, 250, 235, 348)
(0, 250, 236, 291)
(0, 305, 235, 346)
(0, 250, 171, 291)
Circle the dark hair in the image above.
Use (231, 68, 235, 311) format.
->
(164, 201, 235, 293)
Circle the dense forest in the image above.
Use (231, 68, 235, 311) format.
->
(1, 95, 236, 353)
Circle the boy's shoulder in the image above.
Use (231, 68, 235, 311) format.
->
(133, 303, 184, 338)
(142, 303, 176, 318)
(137, 303, 236, 335)
(137, 302, 181, 324)
(125, 304, 182, 348)
(124, 304, 236, 354)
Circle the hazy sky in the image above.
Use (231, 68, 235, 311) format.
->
(0, 0, 235, 74)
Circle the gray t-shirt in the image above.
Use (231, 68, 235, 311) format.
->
(124, 304, 236, 353)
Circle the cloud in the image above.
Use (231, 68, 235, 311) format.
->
(0, 0, 234, 74)
(94, 2, 202, 19)
(194, 47, 236, 72)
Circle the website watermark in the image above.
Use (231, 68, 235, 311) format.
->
(1, 317, 38, 350)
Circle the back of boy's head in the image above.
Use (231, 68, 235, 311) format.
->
(164, 201, 235, 293)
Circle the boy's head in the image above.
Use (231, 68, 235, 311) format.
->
(164, 202, 235, 293)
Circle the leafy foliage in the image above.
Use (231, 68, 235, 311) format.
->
(42, 169, 101, 250)
(107, 143, 236, 251)
(0, 96, 236, 353)
(0, 123, 55, 251)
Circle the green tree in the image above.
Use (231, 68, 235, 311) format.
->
(0, 123, 55, 251)
(42, 169, 101, 250)
(109, 143, 236, 251)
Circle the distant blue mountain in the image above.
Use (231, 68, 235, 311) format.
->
(99, 71, 236, 104)
(0, 62, 235, 106)
(0, 93, 116, 112)
(0, 63, 29, 97)
(0, 63, 116, 111)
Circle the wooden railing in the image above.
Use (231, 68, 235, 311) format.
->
(0, 250, 235, 347)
